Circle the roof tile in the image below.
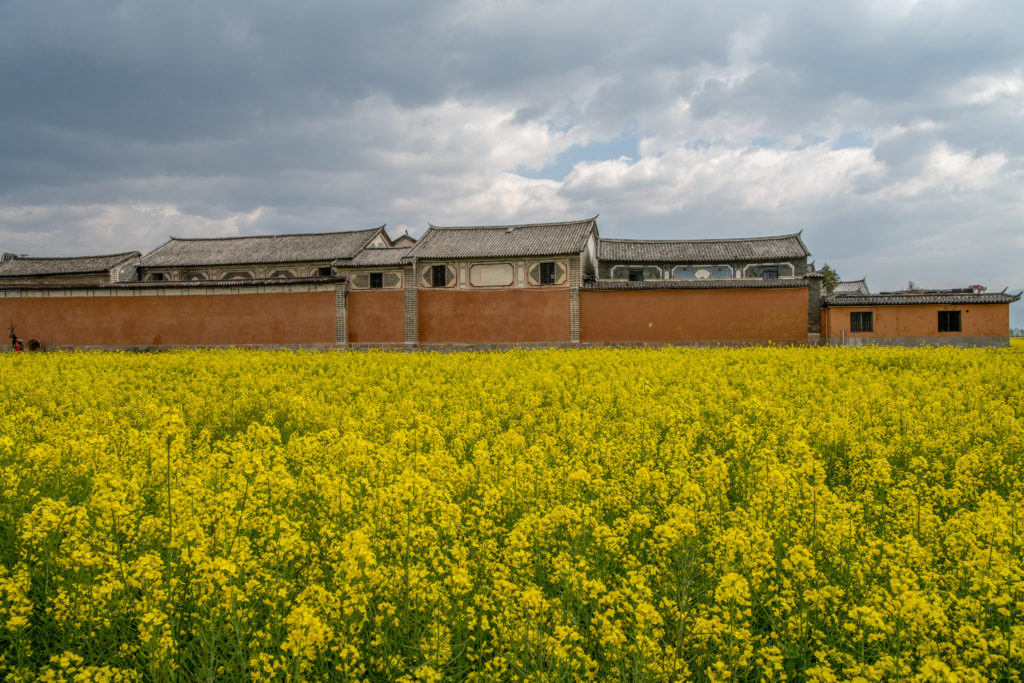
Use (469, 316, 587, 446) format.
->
(0, 252, 139, 278)
(140, 228, 384, 267)
(824, 292, 1021, 305)
(407, 217, 596, 259)
(599, 233, 809, 262)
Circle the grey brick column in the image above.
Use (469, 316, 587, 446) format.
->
(404, 266, 418, 346)
(805, 272, 823, 342)
(569, 257, 581, 344)
(335, 282, 348, 345)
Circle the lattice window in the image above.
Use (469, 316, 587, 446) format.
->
(271, 270, 294, 279)
(672, 265, 733, 280)
(117, 265, 139, 282)
(352, 273, 370, 289)
(383, 272, 401, 288)
(421, 264, 455, 288)
(611, 264, 661, 281)
(528, 261, 566, 285)
(745, 263, 794, 278)
(223, 271, 252, 280)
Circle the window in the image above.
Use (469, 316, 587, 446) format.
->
(539, 262, 556, 285)
(762, 266, 779, 280)
(316, 266, 332, 277)
(270, 270, 294, 279)
(148, 273, 165, 282)
(628, 267, 644, 282)
(369, 272, 384, 289)
(938, 310, 962, 332)
(431, 265, 448, 288)
(850, 311, 873, 333)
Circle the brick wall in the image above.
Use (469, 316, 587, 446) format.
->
(580, 287, 809, 343)
(1, 286, 336, 347)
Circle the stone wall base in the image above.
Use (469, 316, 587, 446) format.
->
(6, 337, 1009, 353)
(826, 336, 1009, 348)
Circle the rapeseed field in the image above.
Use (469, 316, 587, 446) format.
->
(1, 346, 1022, 681)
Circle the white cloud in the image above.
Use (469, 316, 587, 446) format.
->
(0, 204, 266, 255)
(350, 95, 585, 176)
(564, 143, 882, 214)
(959, 73, 1024, 106)
(876, 143, 1006, 199)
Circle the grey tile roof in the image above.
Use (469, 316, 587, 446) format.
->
(598, 232, 809, 262)
(824, 291, 1021, 306)
(140, 228, 385, 267)
(407, 217, 597, 259)
(834, 279, 870, 294)
(0, 252, 139, 277)
(583, 278, 808, 291)
(341, 247, 413, 267)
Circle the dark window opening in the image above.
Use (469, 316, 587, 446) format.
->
(762, 266, 779, 280)
(938, 310, 962, 332)
(850, 311, 873, 333)
(540, 262, 556, 285)
(431, 265, 448, 288)
(316, 266, 332, 277)
(369, 272, 384, 289)
(628, 267, 644, 282)
(148, 273, 165, 282)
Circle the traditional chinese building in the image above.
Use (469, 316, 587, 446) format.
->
(0, 219, 1018, 350)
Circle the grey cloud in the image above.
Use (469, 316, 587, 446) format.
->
(1, 0, 1022, 311)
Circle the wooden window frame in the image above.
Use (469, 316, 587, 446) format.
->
(938, 310, 962, 332)
(850, 311, 873, 333)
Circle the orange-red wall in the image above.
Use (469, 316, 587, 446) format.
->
(418, 289, 570, 343)
(580, 287, 808, 343)
(823, 304, 1009, 339)
(348, 291, 405, 343)
(0, 291, 335, 346)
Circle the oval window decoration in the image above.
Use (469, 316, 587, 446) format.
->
(695, 268, 711, 279)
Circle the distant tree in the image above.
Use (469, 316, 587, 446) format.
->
(820, 263, 840, 294)
(907, 280, 919, 291)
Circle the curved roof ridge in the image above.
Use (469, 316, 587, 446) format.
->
(164, 226, 386, 242)
(601, 231, 803, 244)
(426, 215, 598, 230)
(4, 251, 139, 262)
(140, 227, 387, 267)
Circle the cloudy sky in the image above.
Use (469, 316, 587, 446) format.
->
(2, 0, 1022, 323)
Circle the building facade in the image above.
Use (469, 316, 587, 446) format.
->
(1, 219, 1018, 350)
